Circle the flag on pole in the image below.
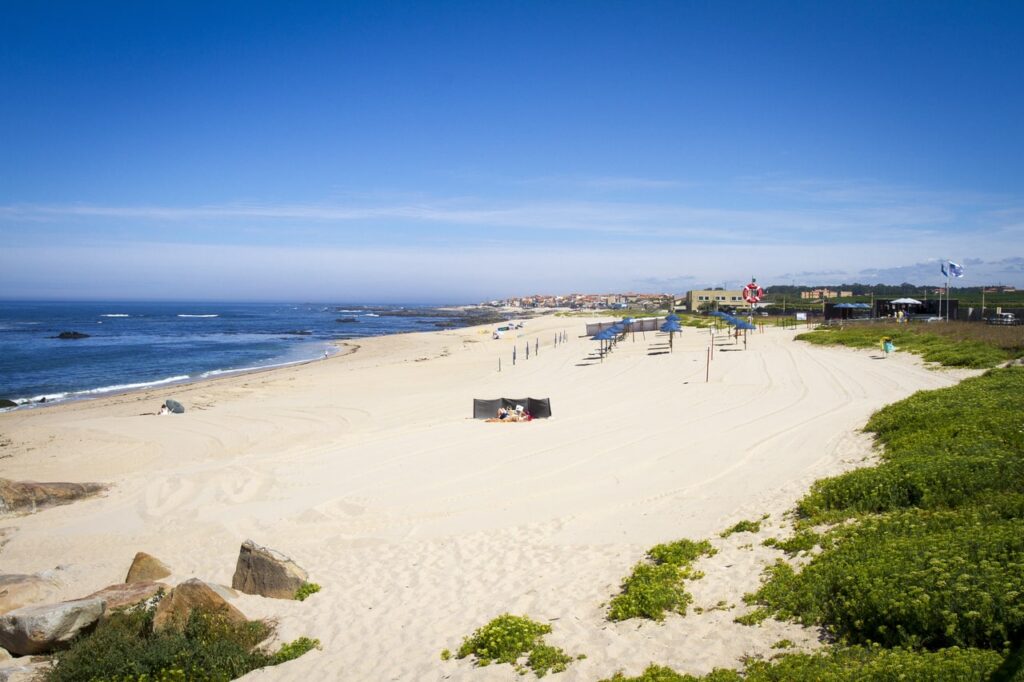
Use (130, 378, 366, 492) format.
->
(940, 263, 948, 277)
(948, 261, 964, 278)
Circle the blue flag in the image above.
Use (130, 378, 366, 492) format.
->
(940, 263, 948, 277)
(948, 261, 964, 278)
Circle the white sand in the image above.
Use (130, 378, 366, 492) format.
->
(0, 316, 975, 680)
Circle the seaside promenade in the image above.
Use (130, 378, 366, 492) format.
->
(0, 315, 975, 680)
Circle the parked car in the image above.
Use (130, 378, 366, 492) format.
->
(987, 312, 1020, 326)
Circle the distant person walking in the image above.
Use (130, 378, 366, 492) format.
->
(881, 336, 894, 358)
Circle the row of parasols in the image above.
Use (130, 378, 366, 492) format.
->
(591, 313, 757, 358)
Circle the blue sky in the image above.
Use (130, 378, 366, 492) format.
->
(2, 1, 1022, 302)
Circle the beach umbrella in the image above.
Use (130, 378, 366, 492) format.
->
(890, 297, 922, 305)
(164, 399, 185, 414)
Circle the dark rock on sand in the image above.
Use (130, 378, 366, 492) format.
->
(0, 597, 105, 655)
(231, 540, 308, 600)
(125, 552, 172, 584)
(152, 579, 245, 633)
(0, 479, 106, 516)
(54, 331, 90, 339)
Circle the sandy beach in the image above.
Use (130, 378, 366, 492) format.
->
(0, 315, 976, 680)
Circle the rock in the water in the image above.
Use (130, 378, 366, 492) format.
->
(231, 540, 308, 600)
(152, 579, 245, 633)
(0, 573, 63, 615)
(125, 552, 172, 583)
(0, 479, 106, 516)
(87, 581, 164, 615)
(54, 331, 90, 339)
(0, 597, 105, 655)
(0, 400, 16, 409)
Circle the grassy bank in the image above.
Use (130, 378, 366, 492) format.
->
(600, 367, 1024, 680)
(796, 322, 1024, 367)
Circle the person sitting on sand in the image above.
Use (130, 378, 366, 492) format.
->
(158, 403, 170, 415)
(497, 407, 509, 420)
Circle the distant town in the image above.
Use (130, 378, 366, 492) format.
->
(482, 284, 1020, 311)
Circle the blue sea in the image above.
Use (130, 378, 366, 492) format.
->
(0, 301, 472, 408)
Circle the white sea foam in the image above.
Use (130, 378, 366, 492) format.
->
(76, 375, 191, 395)
(178, 314, 219, 318)
(101, 314, 130, 318)
(9, 375, 191, 409)
(364, 313, 379, 317)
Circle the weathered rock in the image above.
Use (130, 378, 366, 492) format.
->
(125, 552, 172, 583)
(0, 400, 16, 409)
(54, 331, 90, 339)
(152, 579, 245, 633)
(87, 581, 164, 615)
(0, 573, 63, 615)
(0, 479, 106, 516)
(231, 540, 308, 599)
(0, 660, 50, 682)
(0, 597, 105, 655)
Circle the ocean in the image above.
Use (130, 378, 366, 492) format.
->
(0, 301, 488, 408)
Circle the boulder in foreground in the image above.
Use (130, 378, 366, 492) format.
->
(152, 578, 245, 633)
(231, 540, 308, 599)
(124, 552, 171, 584)
(0, 479, 106, 516)
(0, 597, 105, 655)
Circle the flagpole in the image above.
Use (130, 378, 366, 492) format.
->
(945, 266, 950, 321)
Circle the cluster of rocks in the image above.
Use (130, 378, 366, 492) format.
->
(0, 541, 312, 677)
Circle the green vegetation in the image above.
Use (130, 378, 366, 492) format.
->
(734, 367, 1024, 678)
(720, 515, 769, 537)
(796, 322, 1023, 368)
(761, 529, 825, 555)
(598, 646, 1003, 681)
(46, 603, 319, 682)
(452, 614, 576, 677)
(608, 540, 716, 622)
(799, 367, 1024, 523)
(294, 581, 321, 601)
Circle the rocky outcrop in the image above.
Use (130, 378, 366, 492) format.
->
(231, 540, 307, 600)
(124, 552, 171, 584)
(0, 400, 16, 409)
(0, 597, 105, 655)
(86, 581, 164, 615)
(0, 572, 63, 615)
(54, 331, 90, 339)
(152, 579, 245, 633)
(0, 479, 106, 516)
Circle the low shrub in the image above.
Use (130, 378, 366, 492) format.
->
(599, 646, 1003, 681)
(744, 509, 1024, 649)
(294, 582, 321, 601)
(453, 613, 576, 677)
(720, 516, 767, 538)
(608, 539, 715, 622)
(47, 603, 318, 681)
(797, 368, 1024, 523)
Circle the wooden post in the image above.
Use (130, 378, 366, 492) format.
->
(706, 346, 710, 382)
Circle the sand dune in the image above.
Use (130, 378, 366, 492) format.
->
(0, 315, 975, 680)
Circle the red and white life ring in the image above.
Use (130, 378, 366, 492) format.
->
(742, 282, 764, 303)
